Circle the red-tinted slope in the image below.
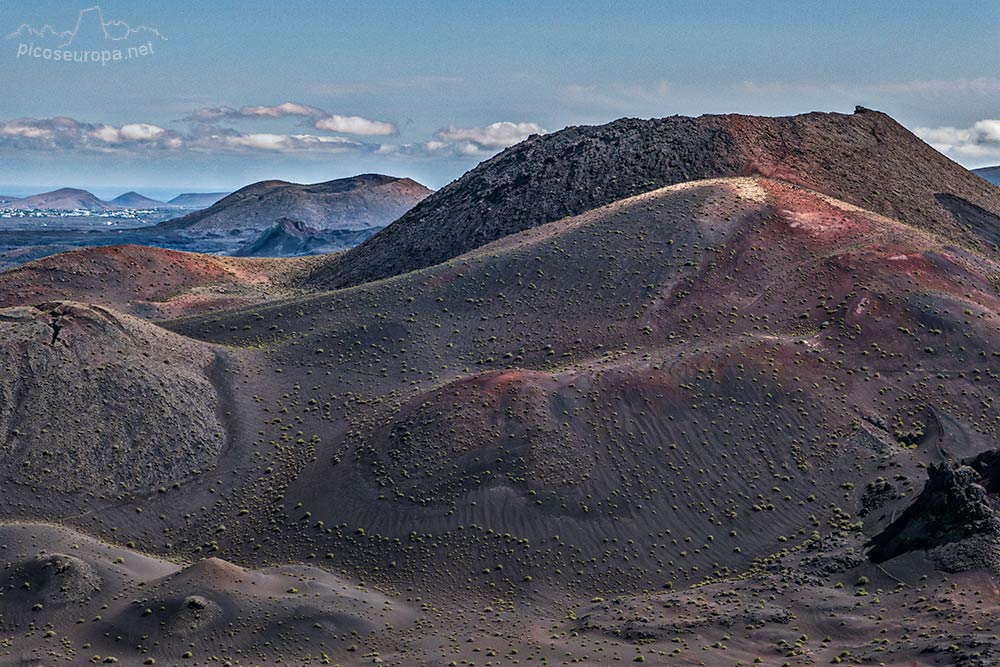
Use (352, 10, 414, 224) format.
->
(0, 244, 313, 318)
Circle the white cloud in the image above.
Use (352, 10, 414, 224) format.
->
(380, 123, 547, 161)
(0, 115, 368, 155)
(314, 114, 397, 136)
(0, 117, 182, 151)
(185, 102, 326, 121)
(120, 123, 167, 141)
(185, 102, 397, 136)
(184, 105, 238, 121)
(0, 117, 83, 145)
(0, 112, 542, 161)
(214, 132, 358, 152)
(455, 141, 482, 155)
(239, 102, 327, 118)
(0, 120, 54, 140)
(90, 123, 169, 144)
(88, 125, 123, 144)
(915, 119, 1000, 163)
(436, 121, 546, 151)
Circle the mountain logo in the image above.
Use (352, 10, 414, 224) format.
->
(9, 6, 166, 65)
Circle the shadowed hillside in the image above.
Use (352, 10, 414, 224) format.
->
(0, 523, 414, 665)
(975, 165, 1000, 186)
(233, 217, 382, 257)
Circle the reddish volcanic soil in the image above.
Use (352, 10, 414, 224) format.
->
(0, 243, 316, 318)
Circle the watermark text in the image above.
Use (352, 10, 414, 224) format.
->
(15, 40, 155, 66)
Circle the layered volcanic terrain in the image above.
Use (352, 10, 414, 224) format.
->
(0, 109, 999, 665)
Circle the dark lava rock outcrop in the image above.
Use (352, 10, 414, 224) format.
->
(868, 450, 1000, 569)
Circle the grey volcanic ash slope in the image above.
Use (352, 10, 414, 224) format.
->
(157, 173, 431, 235)
(153, 174, 1000, 664)
(0, 302, 224, 496)
(172, 176, 1000, 587)
(307, 107, 1000, 288)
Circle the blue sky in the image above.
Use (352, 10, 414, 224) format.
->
(0, 0, 998, 197)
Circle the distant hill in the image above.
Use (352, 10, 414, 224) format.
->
(974, 165, 1000, 186)
(157, 174, 431, 235)
(167, 192, 229, 209)
(232, 217, 381, 257)
(108, 191, 171, 209)
(8, 187, 109, 211)
(3, 189, 231, 212)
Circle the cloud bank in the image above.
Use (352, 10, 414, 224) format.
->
(430, 121, 547, 155)
(185, 101, 397, 136)
(213, 132, 358, 152)
(0, 117, 183, 151)
(314, 114, 397, 136)
(915, 119, 1000, 162)
(0, 109, 547, 160)
(185, 102, 326, 121)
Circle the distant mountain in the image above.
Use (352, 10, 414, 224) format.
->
(974, 165, 1000, 186)
(108, 191, 171, 209)
(232, 217, 382, 257)
(8, 188, 109, 211)
(157, 174, 431, 235)
(167, 192, 229, 209)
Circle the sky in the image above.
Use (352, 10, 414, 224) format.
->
(0, 0, 998, 198)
